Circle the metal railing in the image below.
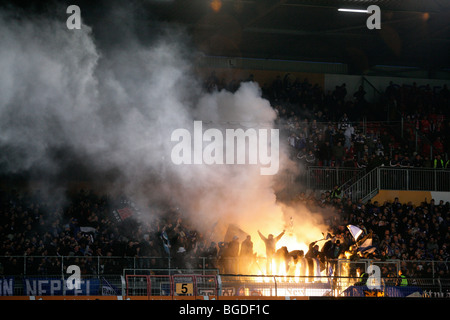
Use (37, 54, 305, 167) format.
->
(2, 274, 448, 298)
(1, 256, 449, 297)
(0, 255, 172, 277)
(343, 167, 450, 202)
(306, 166, 366, 191)
(1, 256, 447, 278)
(343, 167, 379, 202)
(379, 167, 450, 191)
(218, 275, 450, 298)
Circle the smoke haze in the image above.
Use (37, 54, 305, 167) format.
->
(0, 1, 327, 250)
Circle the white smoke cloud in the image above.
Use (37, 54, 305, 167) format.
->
(0, 3, 326, 250)
(0, 11, 100, 173)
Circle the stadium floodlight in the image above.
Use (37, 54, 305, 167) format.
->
(338, 8, 369, 13)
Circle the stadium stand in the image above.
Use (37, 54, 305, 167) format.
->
(0, 74, 449, 300)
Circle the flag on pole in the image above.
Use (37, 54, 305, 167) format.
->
(161, 231, 171, 255)
(101, 277, 119, 296)
(224, 224, 249, 243)
(347, 224, 363, 241)
(357, 232, 376, 255)
(80, 226, 97, 234)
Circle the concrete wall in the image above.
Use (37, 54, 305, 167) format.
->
(372, 190, 450, 206)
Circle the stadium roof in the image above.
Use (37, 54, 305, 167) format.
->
(138, 0, 450, 72)
(5, 0, 450, 73)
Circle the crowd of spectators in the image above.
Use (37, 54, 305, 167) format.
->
(0, 188, 220, 276)
(274, 79, 450, 171)
(0, 185, 448, 279)
(205, 71, 450, 171)
(298, 191, 450, 280)
(0, 72, 448, 281)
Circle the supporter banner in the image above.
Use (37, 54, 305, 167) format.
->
(112, 199, 141, 223)
(343, 285, 423, 297)
(24, 278, 100, 296)
(0, 277, 14, 296)
(101, 277, 120, 296)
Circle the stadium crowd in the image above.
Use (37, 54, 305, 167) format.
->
(0, 185, 448, 280)
(273, 77, 449, 171)
(0, 73, 448, 282)
(205, 71, 450, 171)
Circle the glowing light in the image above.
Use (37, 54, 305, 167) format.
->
(338, 8, 369, 13)
(210, 0, 222, 12)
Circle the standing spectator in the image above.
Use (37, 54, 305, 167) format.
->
(227, 236, 240, 274)
(374, 139, 384, 156)
(124, 240, 137, 268)
(332, 141, 345, 167)
(318, 140, 332, 166)
(433, 154, 444, 169)
(257, 230, 285, 274)
(424, 156, 433, 168)
(305, 150, 317, 167)
(353, 85, 367, 105)
(354, 132, 366, 160)
(334, 84, 347, 104)
(239, 235, 254, 274)
(412, 154, 424, 167)
(344, 124, 355, 149)
(390, 154, 401, 167)
(400, 155, 413, 168)
(380, 131, 391, 154)
(338, 113, 350, 130)
(420, 116, 431, 135)
(240, 236, 253, 258)
(324, 124, 335, 145)
(433, 137, 444, 155)
(272, 75, 283, 101)
(138, 234, 152, 269)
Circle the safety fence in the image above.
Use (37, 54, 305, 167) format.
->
(292, 166, 450, 201)
(305, 166, 366, 191)
(0, 255, 173, 277)
(378, 167, 450, 191)
(1, 256, 448, 279)
(0, 274, 124, 296)
(1, 256, 449, 298)
(125, 274, 219, 298)
(343, 167, 450, 202)
(1, 273, 449, 298)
